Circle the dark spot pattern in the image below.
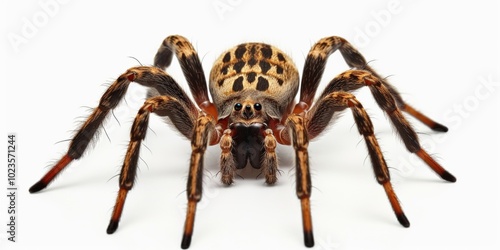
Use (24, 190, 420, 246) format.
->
(256, 77, 269, 91)
(232, 76, 244, 91)
(235, 45, 246, 59)
(276, 65, 283, 74)
(261, 45, 272, 59)
(212, 43, 296, 95)
(233, 61, 245, 73)
(247, 72, 257, 83)
(248, 57, 257, 67)
(277, 53, 286, 62)
(222, 52, 231, 63)
(259, 61, 271, 74)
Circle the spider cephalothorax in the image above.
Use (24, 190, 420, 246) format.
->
(30, 35, 455, 249)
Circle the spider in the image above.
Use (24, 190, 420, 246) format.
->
(30, 35, 456, 249)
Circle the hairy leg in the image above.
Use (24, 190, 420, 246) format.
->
(310, 70, 455, 182)
(298, 36, 447, 132)
(182, 115, 216, 249)
(29, 66, 193, 193)
(285, 115, 314, 247)
(107, 95, 196, 234)
(154, 35, 217, 119)
(307, 91, 410, 227)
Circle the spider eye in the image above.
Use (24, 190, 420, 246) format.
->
(234, 103, 243, 111)
(253, 103, 262, 111)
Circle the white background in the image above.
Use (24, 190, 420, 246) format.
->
(2, 1, 499, 250)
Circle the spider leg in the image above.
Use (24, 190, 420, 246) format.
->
(297, 36, 447, 132)
(181, 115, 216, 249)
(155, 36, 225, 248)
(310, 70, 455, 182)
(363, 72, 456, 181)
(344, 71, 454, 182)
(307, 91, 410, 227)
(29, 66, 194, 193)
(107, 95, 197, 234)
(154, 35, 217, 119)
(101, 82, 216, 250)
(284, 115, 314, 247)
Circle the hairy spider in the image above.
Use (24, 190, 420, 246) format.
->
(30, 35, 456, 249)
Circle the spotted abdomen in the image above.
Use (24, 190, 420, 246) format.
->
(209, 43, 299, 114)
